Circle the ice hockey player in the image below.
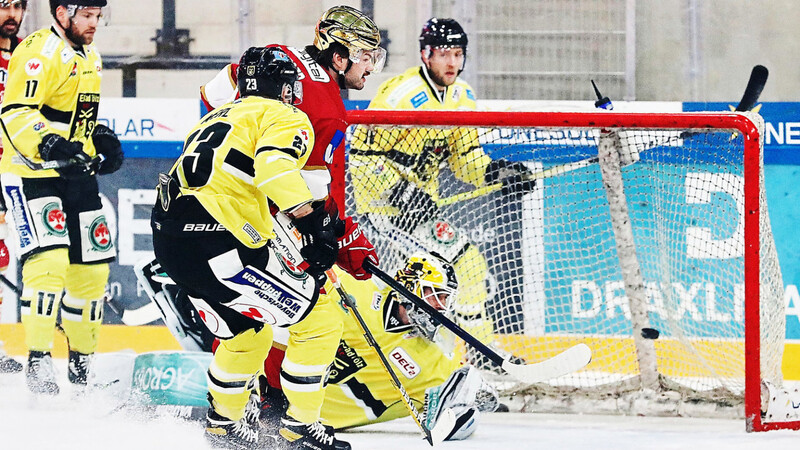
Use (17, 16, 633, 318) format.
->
(259, 252, 501, 441)
(199, 4, 384, 283)
(349, 18, 535, 369)
(0, 0, 122, 393)
(0, 0, 26, 375)
(138, 252, 501, 442)
(151, 46, 353, 449)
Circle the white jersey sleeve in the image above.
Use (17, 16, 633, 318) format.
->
(200, 64, 237, 110)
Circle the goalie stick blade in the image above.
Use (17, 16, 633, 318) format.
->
(119, 301, 162, 326)
(430, 408, 457, 444)
(501, 343, 592, 383)
(735, 65, 768, 112)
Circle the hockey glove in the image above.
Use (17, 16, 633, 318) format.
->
(92, 124, 124, 175)
(423, 366, 500, 441)
(484, 159, 536, 197)
(336, 216, 379, 280)
(387, 181, 438, 228)
(39, 134, 93, 179)
(291, 201, 340, 280)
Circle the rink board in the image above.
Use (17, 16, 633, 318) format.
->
(2, 323, 797, 381)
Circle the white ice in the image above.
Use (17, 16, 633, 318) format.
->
(1, 356, 799, 450)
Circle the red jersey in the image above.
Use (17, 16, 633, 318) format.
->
(200, 45, 347, 205)
(0, 37, 22, 154)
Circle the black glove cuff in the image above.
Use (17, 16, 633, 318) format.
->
(39, 134, 81, 162)
(292, 201, 332, 235)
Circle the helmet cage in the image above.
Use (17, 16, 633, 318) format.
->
(314, 5, 386, 73)
(396, 253, 458, 313)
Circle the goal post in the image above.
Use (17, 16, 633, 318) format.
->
(337, 110, 791, 432)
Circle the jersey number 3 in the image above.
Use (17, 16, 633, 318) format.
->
(173, 122, 232, 188)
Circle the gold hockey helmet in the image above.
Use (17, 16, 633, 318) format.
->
(313, 5, 386, 72)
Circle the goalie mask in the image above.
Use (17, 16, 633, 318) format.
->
(419, 18, 468, 73)
(237, 47, 302, 105)
(313, 5, 386, 73)
(393, 252, 458, 340)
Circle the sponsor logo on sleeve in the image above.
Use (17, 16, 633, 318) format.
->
(389, 347, 420, 379)
(410, 91, 429, 109)
(24, 58, 43, 76)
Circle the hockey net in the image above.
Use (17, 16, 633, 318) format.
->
(333, 110, 789, 432)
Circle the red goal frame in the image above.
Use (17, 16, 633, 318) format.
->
(335, 110, 787, 432)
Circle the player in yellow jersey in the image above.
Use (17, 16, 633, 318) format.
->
(316, 253, 499, 440)
(0, 0, 121, 395)
(152, 46, 350, 450)
(138, 251, 500, 441)
(349, 18, 535, 371)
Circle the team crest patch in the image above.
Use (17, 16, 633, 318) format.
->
(88, 216, 112, 251)
(430, 220, 457, 245)
(42, 202, 67, 236)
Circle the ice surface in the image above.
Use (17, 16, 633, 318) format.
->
(1, 356, 798, 450)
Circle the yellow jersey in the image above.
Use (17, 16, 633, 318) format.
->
(349, 66, 491, 216)
(320, 270, 462, 428)
(0, 27, 103, 178)
(169, 96, 315, 248)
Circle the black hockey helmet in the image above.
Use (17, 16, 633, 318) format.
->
(419, 18, 468, 52)
(50, 0, 106, 18)
(237, 47, 302, 105)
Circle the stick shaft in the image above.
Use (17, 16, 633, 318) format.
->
(325, 269, 434, 446)
(363, 260, 505, 367)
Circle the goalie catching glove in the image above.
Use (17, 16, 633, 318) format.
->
(291, 200, 340, 280)
(91, 124, 124, 175)
(484, 159, 536, 197)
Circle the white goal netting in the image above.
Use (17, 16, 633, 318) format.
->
(339, 110, 785, 424)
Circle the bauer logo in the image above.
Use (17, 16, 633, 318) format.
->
(389, 347, 420, 379)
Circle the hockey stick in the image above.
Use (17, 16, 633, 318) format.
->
(363, 260, 592, 383)
(436, 65, 769, 207)
(325, 268, 455, 446)
(0, 118, 105, 172)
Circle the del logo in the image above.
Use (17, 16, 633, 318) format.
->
(431, 220, 456, 245)
(389, 347, 419, 379)
(42, 202, 67, 236)
(89, 216, 112, 251)
(25, 58, 42, 76)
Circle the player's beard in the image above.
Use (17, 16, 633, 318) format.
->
(0, 18, 20, 40)
(64, 20, 95, 46)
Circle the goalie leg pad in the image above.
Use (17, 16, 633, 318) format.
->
(424, 366, 499, 440)
(134, 258, 214, 352)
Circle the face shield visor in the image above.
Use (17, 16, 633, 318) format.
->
(349, 46, 387, 73)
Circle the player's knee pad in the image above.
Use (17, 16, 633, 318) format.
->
(65, 262, 110, 300)
(19, 290, 62, 351)
(208, 247, 319, 328)
(59, 294, 103, 354)
(21, 248, 69, 293)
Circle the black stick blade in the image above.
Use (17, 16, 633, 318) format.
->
(735, 65, 768, 111)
